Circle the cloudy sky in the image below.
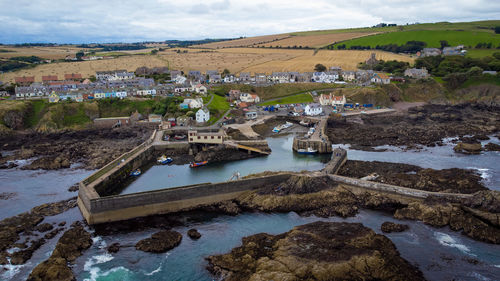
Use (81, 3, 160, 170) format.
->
(1, 0, 499, 43)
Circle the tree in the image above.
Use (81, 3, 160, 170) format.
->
(467, 66, 483, 77)
(151, 49, 158, 55)
(222, 68, 230, 77)
(314, 63, 326, 72)
(440, 40, 449, 49)
(495, 26, 500, 34)
(76, 50, 84, 60)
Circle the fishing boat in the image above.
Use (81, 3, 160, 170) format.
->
(297, 147, 318, 155)
(272, 126, 281, 133)
(163, 135, 170, 141)
(157, 155, 173, 165)
(174, 135, 186, 140)
(189, 161, 208, 168)
(130, 169, 142, 176)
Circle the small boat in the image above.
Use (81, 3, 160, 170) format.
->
(297, 147, 318, 155)
(130, 169, 142, 176)
(299, 120, 310, 126)
(174, 135, 186, 140)
(190, 161, 208, 168)
(163, 135, 170, 141)
(272, 126, 281, 133)
(157, 155, 173, 165)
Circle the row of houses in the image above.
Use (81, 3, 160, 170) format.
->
(419, 46, 467, 57)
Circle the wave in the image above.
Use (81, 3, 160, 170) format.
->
(84, 266, 130, 281)
(84, 253, 114, 272)
(434, 232, 473, 255)
(0, 259, 30, 280)
(467, 167, 491, 181)
(145, 265, 162, 276)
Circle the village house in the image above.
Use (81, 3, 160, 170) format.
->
(96, 70, 134, 81)
(42, 75, 58, 84)
(304, 103, 323, 116)
(269, 72, 290, 83)
(209, 74, 222, 83)
(332, 95, 346, 106)
(15, 76, 35, 86)
(341, 71, 356, 82)
(136, 89, 156, 96)
(228, 89, 241, 100)
(371, 73, 391, 84)
(404, 68, 430, 79)
(188, 130, 224, 144)
(312, 72, 328, 83)
(148, 114, 163, 123)
(169, 70, 181, 80)
(188, 70, 202, 82)
(240, 93, 260, 103)
(420, 48, 441, 57)
(174, 75, 187, 85)
(443, 46, 466, 56)
(193, 84, 207, 94)
(48, 92, 60, 103)
(182, 98, 203, 109)
(239, 72, 251, 82)
(329, 66, 342, 72)
(255, 73, 267, 83)
(196, 108, 210, 123)
(94, 117, 132, 128)
(206, 70, 219, 76)
(64, 73, 82, 81)
(319, 94, 333, 105)
(223, 75, 236, 83)
(324, 71, 339, 82)
(0, 91, 8, 97)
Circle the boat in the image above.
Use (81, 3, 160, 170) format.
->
(174, 135, 186, 140)
(157, 155, 173, 165)
(130, 169, 142, 176)
(299, 120, 310, 126)
(163, 135, 170, 141)
(297, 147, 318, 155)
(272, 126, 281, 133)
(190, 161, 208, 168)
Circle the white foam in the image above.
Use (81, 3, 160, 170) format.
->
(434, 232, 473, 254)
(145, 265, 162, 276)
(468, 272, 491, 281)
(467, 167, 491, 181)
(495, 265, 500, 268)
(0, 259, 30, 280)
(84, 266, 130, 281)
(6, 247, 20, 254)
(84, 253, 114, 271)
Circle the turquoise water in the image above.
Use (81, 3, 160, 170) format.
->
(74, 210, 500, 281)
(120, 136, 331, 194)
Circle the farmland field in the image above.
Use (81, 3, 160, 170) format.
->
(194, 34, 291, 49)
(256, 32, 379, 48)
(334, 30, 500, 49)
(0, 46, 91, 60)
(0, 48, 413, 83)
(466, 49, 500, 58)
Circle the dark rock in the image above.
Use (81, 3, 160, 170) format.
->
(453, 142, 482, 154)
(187, 229, 201, 240)
(0, 162, 17, 169)
(207, 221, 425, 281)
(67, 184, 79, 192)
(10, 238, 46, 265)
(58, 221, 66, 227)
(35, 223, 54, 233)
(135, 230, 182, 253)
(107, 242, 120, 253)
(258, 175, 337, 196)
(22, 156, 71, 170)
(44, 228, 64, 240)
(0, 192, 16, 200)
(381, 221, 409, 233)
(27, 225, 93, 281)
(484, 142, 500, 151)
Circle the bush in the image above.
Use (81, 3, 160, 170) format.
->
(314, 64, 326, 72)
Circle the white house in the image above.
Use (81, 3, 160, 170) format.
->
(223, 75, 235, 83)
(115, 91, 128, 99)
(193, 84, 207, 94)
(136, 89, 157, 96)
(174, 76, 187, 84)
(240, 93, 260, 103)
(319, 94, 332, 105)
(304, 103, 323, 116)
(324, 71, 339, 82)
(332, 95, 346, 106)
(183, 98, 204, 109)
(312, 72, 327, 83)
(371, 73, 391, 84)
(196, 108, 210, 123)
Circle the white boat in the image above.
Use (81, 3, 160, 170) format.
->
(157, 155, 173, 165)
(297, 147, 318, 154)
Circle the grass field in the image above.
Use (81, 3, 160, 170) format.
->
(260, 93, 313, 105)
(466, 49, 500, 58)
(334, 30, 500, 49)
(212, 83, 338, 100)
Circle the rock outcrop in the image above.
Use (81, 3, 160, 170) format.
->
(135, 230, 182, 253)
(27, 224, 93, 281)
(381, 222, 409, 233)
(484, 142, 500, 151)
(187, 229, 201, 240)
(207, 221, 425, 281)
(453, 142, 482, 154)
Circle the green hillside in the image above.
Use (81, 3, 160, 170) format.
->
(291, 20, 500, 36)
(334, 30, 500, 49)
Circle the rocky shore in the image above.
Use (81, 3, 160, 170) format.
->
(207, 221, 425, 281)
(326, 104, 500, 150)
(338, 160, 487, 194)
(0, 126, 153, 170)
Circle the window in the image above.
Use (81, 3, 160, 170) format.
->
(218, 136, 221, 139)
(211, 136, 214, 139)
(190, 138, 193, 142)
(204, 136, 207, 139)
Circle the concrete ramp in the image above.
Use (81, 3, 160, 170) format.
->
(225, 141, 270, 155)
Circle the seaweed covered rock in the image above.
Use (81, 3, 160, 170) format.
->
(207, 221, 425, 281)
(135, 230, 182, 253)
(381, 222, 409, 233)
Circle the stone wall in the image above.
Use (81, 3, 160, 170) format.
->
(292, 138, 332, 153)
(322, 148, 347, 174)
(80, 173, 292, 224)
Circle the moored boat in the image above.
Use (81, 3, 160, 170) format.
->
(157, 155, 173, 165)
(189, 161, 208, 168)
(130, 169, 142, 176)
(174, 135, 186, 140)
(297, 147, 318, 155)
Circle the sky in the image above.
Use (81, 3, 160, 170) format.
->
(0, 0, 499, 44)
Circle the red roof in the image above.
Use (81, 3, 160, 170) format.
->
(48, 81, 81, 86)
(239, 102, 248, 108)
(332, 96, 344, 101)
(15, 76, 35, 84)
(64, 73, 82, 80)
(42, 75, 58, 82)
